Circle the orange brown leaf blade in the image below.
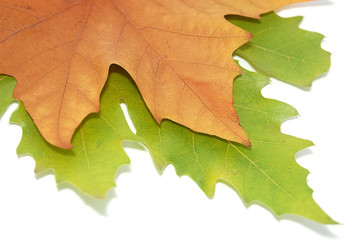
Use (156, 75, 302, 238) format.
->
(139, 0, 311, 19)
(116, 0, 253, 146)
(0, 0, 308, 148)
(0, 0, 124, 148)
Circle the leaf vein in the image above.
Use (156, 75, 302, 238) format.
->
(228, 141, 295, 200)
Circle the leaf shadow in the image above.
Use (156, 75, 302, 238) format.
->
(35, 165, 131, 216)
(276, 0, 334, 11)
(281, 214, 337, 238)
(216, 180, 337, 238)
(294, 147, 313, 160)
(309, 71, 330, 87)
(122, 139, 148, 151)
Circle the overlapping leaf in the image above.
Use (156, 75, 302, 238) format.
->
(0, 2, 334, 224)
(0, 75, 15, 117)
(230, 12, 330, 86)
(0, 75, 142, 198)
(0, 0, 312, 148)
(0, 66, 335, 223)
(113, 67, 335, 224)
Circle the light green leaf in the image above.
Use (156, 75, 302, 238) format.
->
(3, 74, 143, 198)
(229, 12, 330, 87)
(1, 65, 334, 223)
(111, 66, 335, 224)
(0, 75, 16, 118)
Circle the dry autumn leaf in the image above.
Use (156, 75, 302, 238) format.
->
(0, 0, 308, 148)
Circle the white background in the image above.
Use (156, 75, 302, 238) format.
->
(1, 1, 360, 239)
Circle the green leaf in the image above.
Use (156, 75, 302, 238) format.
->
(0, 75, 16, 118)
(1, 65, 335, 223)
(229, 12, 330, 87)
(4, 74, 143, 198)
(110, 66, 335, 224)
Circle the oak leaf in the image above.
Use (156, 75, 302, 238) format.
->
(1, 75, 143, 198)
(0, 66, 335, 223)
(231, 12, 331, 87)
(0, 0, 308, 148)
(113, 66, 335, 224)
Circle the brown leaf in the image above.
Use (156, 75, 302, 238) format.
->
(0, 0, 308, 148)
